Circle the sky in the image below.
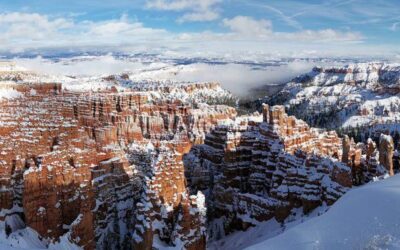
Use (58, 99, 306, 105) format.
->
(0, 0, 399, 58)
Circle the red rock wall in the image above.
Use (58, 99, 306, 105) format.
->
(3, 82, 391, 249)
(0, 83, 234, 249)
(185, 104, 352, 237)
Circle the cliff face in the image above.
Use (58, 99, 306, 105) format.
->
(184, 103, 395, 242)
(0, 81, 235, 249)
(267, 63, 400, 133)
(299, 63, 400, 88)
(0, 75, 397, 249)
(184, 104, 353, 237)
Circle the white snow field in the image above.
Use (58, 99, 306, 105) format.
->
(246, 174, 400, 250)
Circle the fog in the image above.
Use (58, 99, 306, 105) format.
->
(165, 62, 314, 96)
(14, 56, 315, 96)
(14, 55, 156, 76)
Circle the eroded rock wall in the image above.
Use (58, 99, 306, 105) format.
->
(184, 104, 352, 237)
(0, 82, 234, 249)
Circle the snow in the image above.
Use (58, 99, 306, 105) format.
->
(0, 88, 22, 100)
(11, 55, 319, 96)
(0, 218, 46, 250)
(309, 63, 400, 87)
(208, 205, 329, 250)
(0, 212, 82, 249)
(269, 62, 400, 129)
(48, 233, 82, 250)
(37, 207, 46, 215)
(0, 59, 234, 107)
(194, 191, 206, 217)
(380, 133, 393, 144)
(246, 174, 400, 250)
(0, 62, 26, 72)
(146, 142, 155, 152)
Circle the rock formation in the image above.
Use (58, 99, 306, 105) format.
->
(341, 135, 363, 184)
(339, 135, 395, 184)
(0, 81, 234, 249)
(184, 104, 352, 237)
(379, 134, 395, 176)
(265, 63, 400, 132)
(0, 73, 397, 249)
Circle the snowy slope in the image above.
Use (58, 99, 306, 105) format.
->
(208, 205, 329, 250)
(295, 63, 400, 87)
(246, 175, 400, 250)
(267, 63, 400, 130)
(0, 216, 81, 250)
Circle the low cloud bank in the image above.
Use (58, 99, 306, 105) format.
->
(14, 56, 315, 96)
(168, 61, 314, 96)
(14, 55, 163, 76)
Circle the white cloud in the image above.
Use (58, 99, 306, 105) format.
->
(221, 16, 363, 42)
(146, 0, 221, 22)
(0, 12, 391, 58)
(146, 0, 217, 11)
(278, 28, 363, 43)
(178, 9, 220, 22)
(0, 12, 169, 50)
(14, 55, 164, 76)
(85, 15, 167, 40)
(222, 16, 272, 36)
(0, 12, 72, 40)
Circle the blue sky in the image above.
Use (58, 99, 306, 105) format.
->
(0, 0, 399, 58)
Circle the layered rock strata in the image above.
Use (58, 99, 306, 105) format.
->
(0, 82, 234, 249)
(1, 77, 398, 249)
(266, 63, 400, 131)
(341, 134, 396, 184)
(184, 104, 352, 237)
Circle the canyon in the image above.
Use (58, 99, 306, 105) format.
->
(0, 63, 398, 249)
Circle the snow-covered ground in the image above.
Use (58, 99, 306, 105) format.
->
(0, 59, 236, 106)
(0, 215, 80, 250)
(267, 63, 400, 130)
(243, 174, 400, 250)
(208, 205, 329, 250)
(0, 88, 22, 100)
